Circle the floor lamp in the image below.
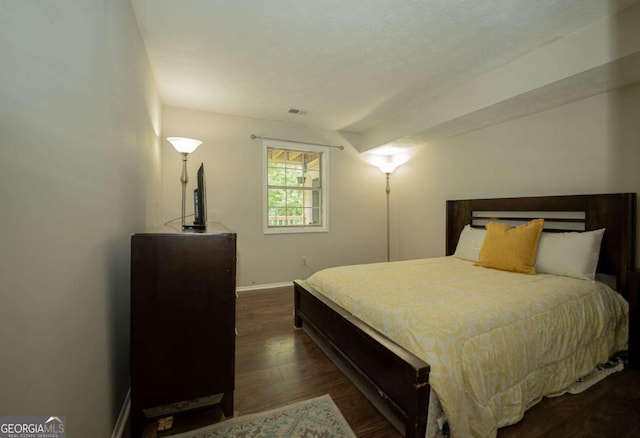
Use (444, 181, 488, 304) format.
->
(374, 157, 400, 262)
(167, 137, 203, 228)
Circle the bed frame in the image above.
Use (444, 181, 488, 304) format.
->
(294, 193, 636, 438)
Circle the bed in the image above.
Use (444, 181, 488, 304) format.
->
(293, 193, 637, 438)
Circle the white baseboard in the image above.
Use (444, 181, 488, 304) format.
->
(236, 281, 293, 292)
(111, 389, 130, 438)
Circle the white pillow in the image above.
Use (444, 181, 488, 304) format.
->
(534, 228, 605, 280)
(453, 225, 486, 262)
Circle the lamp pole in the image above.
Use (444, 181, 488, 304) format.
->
(385, 172, 391, 262)
(180, 152, 189, 227)
(372, 153, 402, 262)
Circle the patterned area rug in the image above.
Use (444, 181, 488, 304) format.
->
(169, 394, 356, 438)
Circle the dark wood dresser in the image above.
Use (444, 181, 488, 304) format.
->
(130, 223, 236, 437)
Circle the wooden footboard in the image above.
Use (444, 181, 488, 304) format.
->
(294, 279, 431, 438)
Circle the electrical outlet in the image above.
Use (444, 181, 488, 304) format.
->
(302, 256, 308, 266)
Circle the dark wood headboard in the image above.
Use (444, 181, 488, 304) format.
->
(445, 193, 636, 295)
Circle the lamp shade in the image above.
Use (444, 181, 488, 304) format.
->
(374, 155, 400, 174)
(167, 137, 202, 154)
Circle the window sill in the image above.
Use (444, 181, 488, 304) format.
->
(263, 226, 329, 235)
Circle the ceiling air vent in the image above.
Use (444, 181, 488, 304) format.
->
(288, 108, 308, 115)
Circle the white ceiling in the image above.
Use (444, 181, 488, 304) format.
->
(131, 0, 639, 147)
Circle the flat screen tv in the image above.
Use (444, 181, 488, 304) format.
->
(189, 163, 207, 229)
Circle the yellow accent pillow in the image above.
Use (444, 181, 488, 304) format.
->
(476, 219, 544, 274)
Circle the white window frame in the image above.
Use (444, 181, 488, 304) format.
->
(263, 139, 329, 234)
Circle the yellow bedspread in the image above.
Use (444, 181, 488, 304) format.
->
(306, 257, 628, 438)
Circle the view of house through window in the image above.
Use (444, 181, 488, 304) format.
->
(265, 143, 327, 233)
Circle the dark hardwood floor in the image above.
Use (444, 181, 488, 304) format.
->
(233, 286, 398, 438)
(137, 286, 640, 437)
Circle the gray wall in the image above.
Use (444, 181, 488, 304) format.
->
(161, 107, 389, 287)
(161, 85, 640, 286)
(393, 83, 640, 266)
(0, 1, 161, 436)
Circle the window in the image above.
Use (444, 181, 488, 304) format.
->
(263, 140, 328, 234)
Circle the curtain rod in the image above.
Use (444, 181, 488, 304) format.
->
(250, 134, 344, 150)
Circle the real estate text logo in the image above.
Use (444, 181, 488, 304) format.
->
(0, 416, 65, 438)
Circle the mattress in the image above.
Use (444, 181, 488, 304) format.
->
(306, 256, 628, 438)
